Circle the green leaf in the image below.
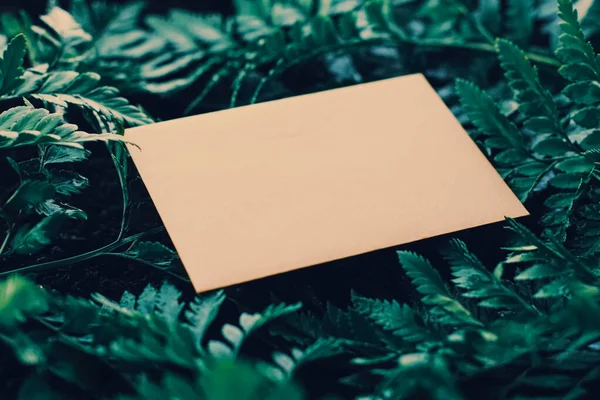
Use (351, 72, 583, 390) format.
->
(123, 241, 178, 268)
(496, 39, 559, 128)
(581, 130, 600, 150)
(0, 104, 121, 149)
(16, 71, 153, 127)
(135, 284, 158, 314)
(398, 250, 481, 326)
(352, 292, 436, 344)
(556, 0, 600, 82)
(534, 278, 569, 298)
(549, 173, 583, 189)
(455, 79, 524, 148)
(33, 6, 93, 68)
(36, 200, 87, 220)
(444, 239, 531, 313)
(397, 251, 449, 304)
(515, 264, 567, 280)
(559, 63, 599, 81)
(545, 192, 577, 208)
(42, 145, 90, 166)
(524, 116, 556, 133)
(563, 81, 600, 104)
(532, 138, 572, 157)
(572, 106, 600, 128)
(514, 162, 548, 177)
(0, 34, 26, 95)
(0, 276, 48, 326)
(11, 213, 70, 255)
(155, 281, 184, 324)
(494, 148, 528, 165)
(2, 180, 55, 216)
(48, 170, 89, 195)
(185, 290, 226, 343)
(556, 156, 595, 173)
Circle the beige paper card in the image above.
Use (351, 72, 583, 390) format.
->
(125, 73, 528, 292)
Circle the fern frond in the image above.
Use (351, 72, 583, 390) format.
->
(0, 34, 26, 96)
(260, 337, 346, 382)
(397, 251, 482, 327)
(208, 303, 302, 359)
(185, 290, 225, 344)
(155, 282, 184, 324)
(0, 103, 122, 149)
(556, 0, 600, 82)
(496, 39, 561, 133)
(504, 218, 598, 298)
(444, 239, 536, 313)
(12, 71, 153, 126)
(352, 292, 438, 345)
(455, 78, 523, 149)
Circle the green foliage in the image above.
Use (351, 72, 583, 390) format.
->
(0, 276, 305, 399)
(1, 0, 600, 399)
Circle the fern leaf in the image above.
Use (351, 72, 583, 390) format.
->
(136, 284, 158, 314)
(505, 218, 598, 297)
(496, 39, 560, 131)
(455, 78, 524, 149)
(0, 34, 26, 96)
(155, 282, 184, 324)
(0, 104, 121, 149)
(556, 0, 600, 82)
(11, 212, 70, 255)
(397, 251, 482, 327)
(261, 337, 346, 381)
(397, 251, 449, 305)
(122, 241, 178, 269)
(443, 239, 535, 313)
(352, 292, 437, 344)
(0, 276, 49, 326)
(208, 303, 301, 359)
(14, 71, 153, 126)
(185, 290, 225, 343)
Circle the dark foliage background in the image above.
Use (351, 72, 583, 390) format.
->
(2, 0, 600, 399)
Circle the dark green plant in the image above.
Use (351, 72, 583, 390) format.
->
(0, 0, 600, 399)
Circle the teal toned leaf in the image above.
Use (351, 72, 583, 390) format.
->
(42, 146, 90, 166)
(556, 0, 600, 82)
(563, 81, 600, 104)
(515, 264, 567, 281)
(455, 79, 524, 148)
(496, 39, 559, 129)
(556, 157, 595, 173)
(185, 290, 225, 343)
(11, 213, 70, 255)
(124, 241, 178, 268)
(549, 173, 583, 189)
(572, 106, 600, 128)
(532, 138, 572, 157)
(0, 34, 26, 95)
(2, 180, 55, 216)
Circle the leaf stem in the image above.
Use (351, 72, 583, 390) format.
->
(0, 225, 13, 258)
(101, 252, 190, 282)
(0, 226, 165, 277)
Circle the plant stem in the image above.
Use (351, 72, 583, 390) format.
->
(101, 253, 190, 282)
(0, 226, 165, 277)
(0, 226, 13, 258)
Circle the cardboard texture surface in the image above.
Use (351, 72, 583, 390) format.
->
(125, 73, 528, 292)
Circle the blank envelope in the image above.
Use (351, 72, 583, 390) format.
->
(125, 73, 528, 292)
